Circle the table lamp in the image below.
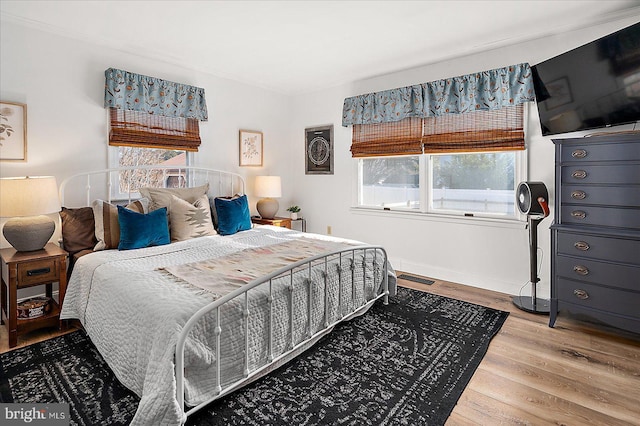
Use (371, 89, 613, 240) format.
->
(0, 176, 61, 251)
(254, 176, 281, 219)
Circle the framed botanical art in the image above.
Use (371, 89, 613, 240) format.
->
(239, 129, 263, 167)
(305, 125, 333, 175)
(0, 101, 27, 161)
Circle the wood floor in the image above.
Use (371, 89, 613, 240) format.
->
(1, 275, 639, 425)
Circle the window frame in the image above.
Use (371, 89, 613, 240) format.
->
(353, 149, 528, 222)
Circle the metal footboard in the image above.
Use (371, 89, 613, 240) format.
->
(174, 245, 389, 424)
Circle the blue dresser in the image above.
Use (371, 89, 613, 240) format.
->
(550, 133, 640, 334)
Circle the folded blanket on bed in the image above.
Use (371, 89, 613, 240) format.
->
(161, 237, 356, 297)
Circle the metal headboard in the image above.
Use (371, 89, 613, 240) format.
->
(59, 166, 245, 207)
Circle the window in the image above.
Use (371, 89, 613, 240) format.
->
(109, 146, 191, 198)
(358, 150, 523, 218)
(431, 152, 517, 216)
(107, 108, 199, 199)
(360, 156, 420, 209)
(354, 105, 526, 219)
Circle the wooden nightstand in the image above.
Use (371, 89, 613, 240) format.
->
(251, 216, 292, 229)
(1, 243, 68, 348)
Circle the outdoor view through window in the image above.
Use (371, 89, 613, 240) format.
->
(117, 146, 187, 194)
(360, 152, 516, 216)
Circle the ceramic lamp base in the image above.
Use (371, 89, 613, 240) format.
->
(2, 215, 55, 252)
(257, 198, 279, 219)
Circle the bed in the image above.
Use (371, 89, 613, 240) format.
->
(58, 166, 396, 426)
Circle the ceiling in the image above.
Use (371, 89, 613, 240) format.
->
(2, 1, 640, 95)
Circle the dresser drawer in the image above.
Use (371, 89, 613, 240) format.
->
(560, 205, 640, 230)
(561, 165, 640, 185)
(560, 185, 640, 208)
(560, 141, 640, 163)
(17, 259, 58, 287)
(555, 277, 640, 319)
(556, 231, 640, 265)
(556, 255, 640, 291)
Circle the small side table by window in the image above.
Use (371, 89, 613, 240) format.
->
(251, 216, 292, 229)
(291, 218, 307, 232)
(1, 243, 68, 348)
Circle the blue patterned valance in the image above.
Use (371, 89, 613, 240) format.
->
(104, 68, 208, 121)
(342, 63, 534, 126)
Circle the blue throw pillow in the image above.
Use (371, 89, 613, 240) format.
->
(117, 205, 170, 250)
(214, 194, 252, 236)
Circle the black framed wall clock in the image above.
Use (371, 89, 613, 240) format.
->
(305, 125, 333, 175)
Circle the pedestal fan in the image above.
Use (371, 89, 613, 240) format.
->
(513, 181, 550, 314)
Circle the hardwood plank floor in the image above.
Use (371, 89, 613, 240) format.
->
(398, 274, 640, 426)
(1, 274, 639, 425)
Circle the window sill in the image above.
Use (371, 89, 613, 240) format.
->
(349, 207, 528, 229)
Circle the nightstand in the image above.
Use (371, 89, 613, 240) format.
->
(251, 216, 292, 229)
(1, 243, 68, 348)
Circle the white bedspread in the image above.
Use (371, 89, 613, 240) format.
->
(61, 226, 396, 426)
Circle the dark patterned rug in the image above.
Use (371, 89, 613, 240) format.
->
(0, 287, 508, 425)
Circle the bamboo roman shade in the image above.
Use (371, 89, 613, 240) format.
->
(351, 104, 524, 157)
(351, 117, 423, 157)
(109, 108, 201, 152)
(422, 103, 524, 153)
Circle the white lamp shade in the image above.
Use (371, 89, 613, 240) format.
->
(254, 176, 282, 198)
(0, 176, 61, 217)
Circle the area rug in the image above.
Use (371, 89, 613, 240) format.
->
(0, 287, 508, 425)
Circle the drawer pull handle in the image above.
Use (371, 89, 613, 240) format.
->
(574, 241, 590, 251)
(571, 170, 587, 179)
(571, 149, 588, 158)
(571, 190, 586, 200)
(573, 265, 589, 276)
(571, 210, 587, 219)
(26, 267, 51, 276)
(573, 289, 589, 300)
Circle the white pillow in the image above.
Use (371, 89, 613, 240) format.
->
(169, 194, 216, 241)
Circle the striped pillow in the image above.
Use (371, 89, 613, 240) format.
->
(92, 199, 149, 250)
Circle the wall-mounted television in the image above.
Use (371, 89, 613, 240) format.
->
(532, 22, 640, 136)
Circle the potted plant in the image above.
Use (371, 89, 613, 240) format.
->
(286, 205, 301, 220)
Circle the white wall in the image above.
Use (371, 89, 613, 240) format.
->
(2, 15, 639, 300)
(287, 16, 640, 298)
(0, 20, 295, 247)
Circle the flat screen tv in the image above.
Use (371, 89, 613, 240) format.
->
(532, 22, 640, 136)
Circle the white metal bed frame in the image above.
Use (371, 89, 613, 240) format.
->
(59, 166, 389, 425)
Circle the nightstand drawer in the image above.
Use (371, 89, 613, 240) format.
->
(556, 255, 640, 291)
(18, 259, 58, 287)
(556, 278, 640, 319)
(556, 231, 640, 265)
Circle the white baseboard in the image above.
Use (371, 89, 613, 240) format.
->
(390, 256, 550, 299)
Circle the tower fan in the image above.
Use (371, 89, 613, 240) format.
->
(513, 181, 550, 314)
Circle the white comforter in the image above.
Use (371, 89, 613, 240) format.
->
(61, 226, 396, 426)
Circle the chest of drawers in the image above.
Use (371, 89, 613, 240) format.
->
(550, 133, 640, 334)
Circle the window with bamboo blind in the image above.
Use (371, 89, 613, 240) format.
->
(353, 104, 527, 218)
(109, 108, 201, 152)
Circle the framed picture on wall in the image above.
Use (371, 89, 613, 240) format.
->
(239, 129, 263, 166)
(0, 101, 27, 162)
(305, 125, 333, 175)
